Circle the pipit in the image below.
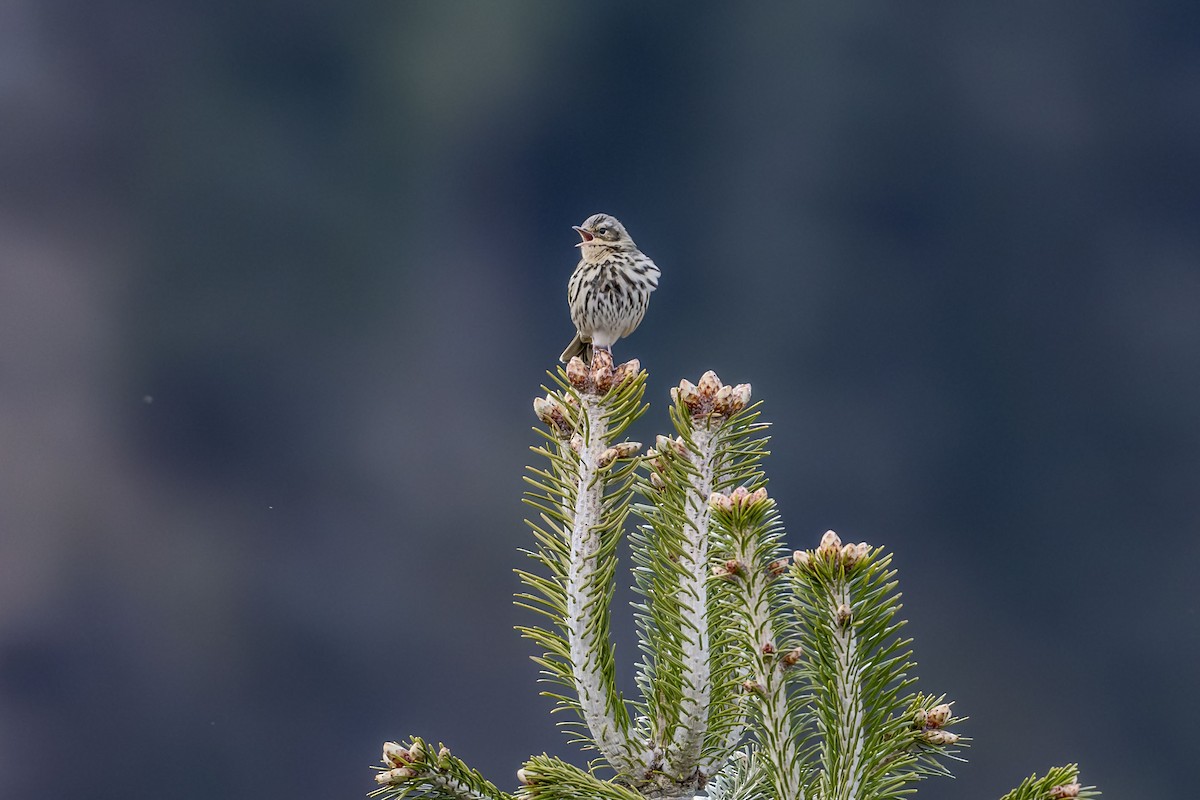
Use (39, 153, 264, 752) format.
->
(560, 213, 661, 364)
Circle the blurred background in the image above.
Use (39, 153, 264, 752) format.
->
(2, 2, 1197, 798)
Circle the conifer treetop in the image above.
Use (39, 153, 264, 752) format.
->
(370, 351, 1100, 800)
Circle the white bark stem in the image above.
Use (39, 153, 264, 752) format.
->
(424, 773, 495, 800)
(663, 427, 718, 779)
(831, 584, 865, 800)
(733, 535, 803, 800)
(566, 397, 641, 776)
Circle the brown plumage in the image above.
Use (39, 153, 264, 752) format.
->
(560, 213, 660, 364)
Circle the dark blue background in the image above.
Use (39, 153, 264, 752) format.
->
(1, 2, 1197, 798)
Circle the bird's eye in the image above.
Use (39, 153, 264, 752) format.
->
(597, 226, 609, 235)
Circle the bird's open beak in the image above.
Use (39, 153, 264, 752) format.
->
(573, 226, 594, 247)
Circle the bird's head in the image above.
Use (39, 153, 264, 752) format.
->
(574, 213, 636, 258)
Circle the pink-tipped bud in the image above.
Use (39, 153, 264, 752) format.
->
(649, 472, 665, 491)
(376, 767, 416, 784)
(615, 441, 641, 458)
(926, 703, 952, 728)
(677, 379, 699, 407)
(835, 603, 853, 627)
(593, 361, 613, 393)
(697, 370, 722, 397)
(713, 384, 734, 413)
(711, 563, 733, 580)
(534, 395, 572, 437)
(724, 558, 743, 575)
(841, 542, 861, 566)
(749, 487, 769, 505)
(407, 740, 424, 761)
(793, 549, 811, 568)
(768, 557, 790, 577)
(729, 383, 752, 413)
(1049, 783, 1081, 799)
(781, 646, 804, 666)
(382, 741, 409, 768)
(741, 679, 764, 695)
(818, 530, 843, 557)
(730, 486, 750, 505)
(517, 768, 535, 785)
(565, 357, 589, 389)
(913, 709, 929, 728)
(598, 442, 639, 468)
(569, 434, 583, 454)
(761, 641, 776, 655)
(709, 492, 733, 512)
(591, 347, 614, 372)
(921, 730, 959, 746)
(612, 358, 640, 388)
(437, 745, 451, 763)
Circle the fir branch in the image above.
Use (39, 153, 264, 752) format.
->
(520, 352, 650, 777)
(709, 487, 806, 800)
(566, 393, 629, 755)
(791, 534, 969, 800)
(889, 692, 970, 786)
(632, 372, 764, 788)
(371, 738, 511, 800)
(999, 765, 1097, 800)
(703, 712, 752, 779)
(829, 574, 866, 800)
(665, 419, 719, 778)
(705, 749, 771, 800)
(517, 754, 645, 800)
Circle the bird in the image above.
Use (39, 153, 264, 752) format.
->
(560, 213, 661, 364)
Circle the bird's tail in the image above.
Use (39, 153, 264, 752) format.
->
(559, 332, 592, 365)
